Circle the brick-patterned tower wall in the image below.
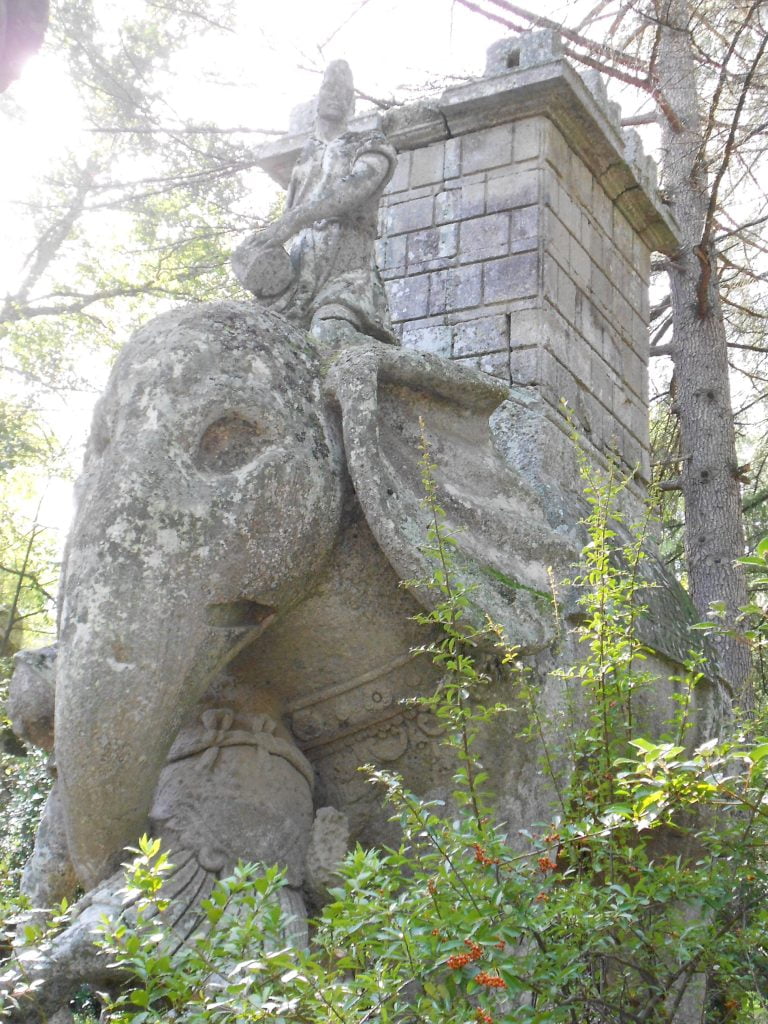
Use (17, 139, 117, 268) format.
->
(374, 39, 677, 494)
(252, 31, 679, 501)
(377, 116, 654, 485)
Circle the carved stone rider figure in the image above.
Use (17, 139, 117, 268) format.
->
(232, 60, 398, 345)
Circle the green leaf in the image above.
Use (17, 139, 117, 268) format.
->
(629, 738, 656, 753)
(131, 989, 151, 1008)
(748, 743, 768, 765)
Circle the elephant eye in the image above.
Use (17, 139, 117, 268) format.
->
(195, 415, 268, 473)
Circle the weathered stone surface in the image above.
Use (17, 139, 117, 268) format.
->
(3, 885, 124, 1022)
(453, 314, 507, 357)
(19, 782, 77, 909)
(233, 61, 397, 346)
(153, 710, 315, 885)
(56, 301, 346, 891)
(401, 319, 452, 356)
(462, 124, 514, 174)
(4, 717, 322, 1018)
(381, 101, 448, 151)
(304, 806, 350, 909)
(406, 223, 459, 272)
(231, 238, 294, 298)
(253, 37, 678, 256)
(429, 263, 482, 313)
(485, 29, 564, 76)
(386, 195, 435, 235)
(3, 701, 333, 1017)
(410, 143, 446, 187)
(8, 645, 56, 752)
(372, 56, 667, 498)
(388, 273, 430, 319)
(460, 211, 510, 260)
(10, 294, 629, 1017)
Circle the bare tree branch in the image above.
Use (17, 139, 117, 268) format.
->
(701, 10, 768, 249)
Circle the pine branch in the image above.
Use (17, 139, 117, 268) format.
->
(482, 0, 649, 72)
(701, 12, 768, 249)
(14, 157, 100, 306)
(455, 0, 683, 129)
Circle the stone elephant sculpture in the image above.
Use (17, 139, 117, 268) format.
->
(4, 299, 723, 1019)
(51, 299, 576, 895)
(5, 299, 586, 1017)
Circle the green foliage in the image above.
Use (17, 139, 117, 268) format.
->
(738, 536, 768, 628)
(554, 451, 663, 798)
(0, 746, 50, 902)
(13, 446, 768, 1023)
(0, 490, 58, 659)
(101, 840, 306, 1023)
(734, 536, 768, 700)
(0, 485, 57, 906)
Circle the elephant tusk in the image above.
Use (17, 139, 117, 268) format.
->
(195, 609, 277, 696)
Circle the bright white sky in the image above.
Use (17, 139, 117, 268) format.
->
(1, 0, 538, 312)
(2, 0, 596, 227)
(2, 0, 515, 207)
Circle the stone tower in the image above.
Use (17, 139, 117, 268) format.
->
(256, 30, 679, 507)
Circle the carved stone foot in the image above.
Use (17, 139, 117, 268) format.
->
(304, 806, 350, 910)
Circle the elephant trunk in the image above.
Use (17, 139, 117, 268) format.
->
(54, 561, 270, 890)
(49, 301, 346, 891)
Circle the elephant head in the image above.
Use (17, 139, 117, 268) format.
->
(54, 300, 578, 891)
(55, 302, 347, 887)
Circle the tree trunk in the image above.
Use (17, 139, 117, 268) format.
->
(657, 0, 752, 703)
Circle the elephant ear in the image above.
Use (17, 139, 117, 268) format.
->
(325, 342, 576, 653)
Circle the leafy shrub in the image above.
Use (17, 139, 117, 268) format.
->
(12, 443, 768, 1023)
